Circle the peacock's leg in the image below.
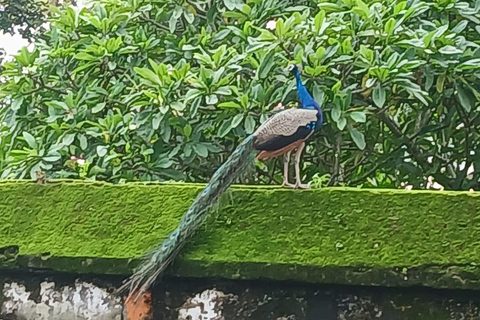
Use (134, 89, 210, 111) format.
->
(282, 152, 295, 188)
(294, 142, 310, 189)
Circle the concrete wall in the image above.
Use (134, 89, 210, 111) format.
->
(2, 181, 480, 319)
(2, 273, 480, 320)
(2, 280, 124, 320)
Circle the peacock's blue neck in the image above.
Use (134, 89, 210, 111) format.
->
(294, 69, 323, 129)
(295, 70, 316, 109)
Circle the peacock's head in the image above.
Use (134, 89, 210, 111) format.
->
(284, 64, 302, 75)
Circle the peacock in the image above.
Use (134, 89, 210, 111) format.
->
(120, 64, 323, 299)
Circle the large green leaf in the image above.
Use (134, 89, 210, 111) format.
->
(97, 146, 108, 157)
(372, 85, 386, 108)
(456, 82, 474, 113)
(349, 111, 366, 123)
(218, 120, 232, 138)
(183, 124, 192, 138)
(231, 114, 244, 128)
(348, 126, 366, 150)
(258, 50, 275, 79)
(134, 67, 161, 85)
(331, 105, 341, 122)
(22, 132, 36, 149)
(244, 115, 255, 134)
(92, 103, 106, 113)
(439, 45, 463, 55)
(193, 144, 208, 157)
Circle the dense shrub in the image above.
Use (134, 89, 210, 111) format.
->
(1, 0, 480, 190)
(0, 0, 53, 40)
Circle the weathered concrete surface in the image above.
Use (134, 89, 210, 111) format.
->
(154, 278, 480, 320)
(2, 181, 480, 291)
(1, 277, 125, 320)
(2, 273, 480, 320)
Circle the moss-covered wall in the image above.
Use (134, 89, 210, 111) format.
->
(1, 180, 480, 290)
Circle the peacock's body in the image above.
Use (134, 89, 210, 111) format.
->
(254, 65, 323, 188)
(121, 64, 323, 299)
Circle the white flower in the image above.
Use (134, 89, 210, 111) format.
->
(405, 185, 413, 190)
(266, 20, 276, 30)
(40, 22, 51, 31)
(129, 124, 137, 130)
(77, 159, 86, 166)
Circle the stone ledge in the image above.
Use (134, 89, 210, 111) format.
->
(1, 180, 480, 290)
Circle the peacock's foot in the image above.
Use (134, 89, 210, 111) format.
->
(282, 181, 296, 188)
(294, 181, 311, 189)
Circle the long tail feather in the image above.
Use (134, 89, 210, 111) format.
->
(118, 135, 258, 298)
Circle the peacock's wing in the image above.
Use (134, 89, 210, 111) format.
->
(253, 108, 317, 151)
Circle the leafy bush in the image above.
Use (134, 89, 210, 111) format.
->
(0, 0, 52, 40)
(1, 0, 480, 190)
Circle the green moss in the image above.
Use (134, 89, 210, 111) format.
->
(1, 180, 480, 289)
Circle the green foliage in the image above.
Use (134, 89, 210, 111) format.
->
(0, 48, 5, 72)
(1, 0, 480, 189)
(0, 0, 53, 40)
